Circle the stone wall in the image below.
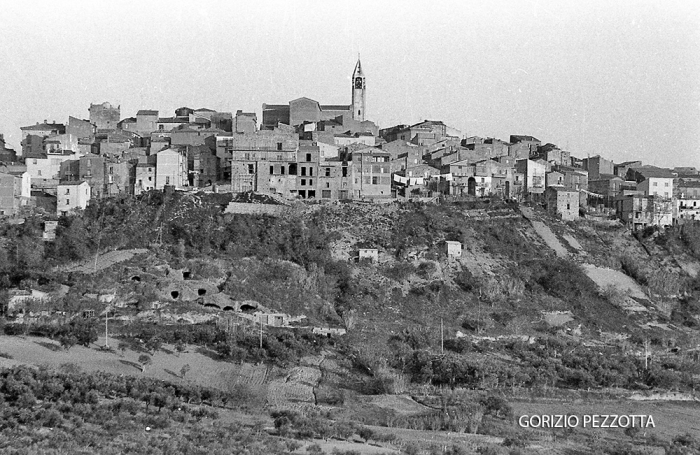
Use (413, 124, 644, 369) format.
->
(224, 202, 287, 216)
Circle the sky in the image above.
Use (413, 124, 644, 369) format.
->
(1, 0, 699, 168)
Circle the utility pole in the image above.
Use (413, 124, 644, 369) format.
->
(105, 305, 109, 348)
(259, 314, 263, 349)
(441, 318, 444, 354)
(644, 338, 650, 370)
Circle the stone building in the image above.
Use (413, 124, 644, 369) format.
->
(134, 160, 156, 195)
(155, 148, 187, 189)
(67, 116, 95, 141)
(56, 181, 90, 215)
(582, 155, 614, 180)
(89, 102, 120, 131)
(0, 171, 30, 216)
(545, 186, 579, 221)
(261, 58, 376, 135)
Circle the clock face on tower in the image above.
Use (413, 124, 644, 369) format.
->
(354, 77, 363, 89)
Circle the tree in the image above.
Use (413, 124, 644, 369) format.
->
(359, 427, 375, 443)
(71, 320, 98, 347)
(58, 334, 78, 351)
(175, 340, 186, 356)
(145, 336, 162, 355)
(180, 364, 191, 379)
(118, 341, 129, 357)
(138, 354, 152, 373)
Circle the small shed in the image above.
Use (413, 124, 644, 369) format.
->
(445, 241, 462, 257)
(358, 248, 378, 263)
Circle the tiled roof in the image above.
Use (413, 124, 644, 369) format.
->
(510, 135, 540, 143)
(590, 173, 623, 181)
(321, 104, 350, 111)
(194, 108, 215, 112)
(137, 110, 158, 116)
(21, 123, 65, 131)
(633, 166, 675, 179)
(58, 180, 87, 186)
(158, 116, 189, 123)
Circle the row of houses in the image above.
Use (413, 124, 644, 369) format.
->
(0, 58, 697, 228)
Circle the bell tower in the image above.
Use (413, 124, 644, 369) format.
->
(352, 56, 366, 122)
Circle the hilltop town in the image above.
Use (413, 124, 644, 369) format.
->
(1, 59, 700, 454)
(0, 58, 698, 228)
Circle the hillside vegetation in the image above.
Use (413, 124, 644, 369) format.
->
(2, 192, 700, 454)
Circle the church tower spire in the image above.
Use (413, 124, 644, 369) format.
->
(352, 56, 366, 122)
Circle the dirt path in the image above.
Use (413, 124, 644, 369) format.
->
(57, 248, 150, 274)
(520, 207, 568, 257)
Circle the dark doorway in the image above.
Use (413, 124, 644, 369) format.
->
(468, 177, 476, 196)
(171, 291, 179, 299)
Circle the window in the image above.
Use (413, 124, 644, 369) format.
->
(148, 176, 152, 181)
(66, 199, 70, 205)
(87, 160, 91, 168)
(306, 153, 312, 162)
(372, 176, 379, 185)
(277, 154, 282, 161)
(325, 168, 331, 177)
(301, 179, 306, 186)
(653, 182, 657, 186)
(270, 165, 274, 175)
(109, 166, 113, 174)
(322, 190, 331, 198)
(281, 166, 285, 175)
(148, 168, 152, 173)
(326, 182, 330, 188)
(166, 176, 170, 185)
(277, 142, 282, 151)
(65, 188, 70, 195)
(342, 167, 348, 177)
(248, 164, 254, 174)
(301, 167, 306, 176)
(38, 170, 42, 176)
(665, 182, 669, 187)
(567, 203, 570, 210)
(159, 125, 164, 130)
(309, 167, 313, 177)
(32, 159, 37, 165)
(309, 179, 313, 186)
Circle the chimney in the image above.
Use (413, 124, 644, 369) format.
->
(43, 120, 47, 124)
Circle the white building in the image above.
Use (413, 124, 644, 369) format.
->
(515, 159, 546, 197)
(155, 148, 187, 189)
(134, 162, 156, 195)
(57, 181, 90, 215)
(676, 198, 700, 223)
(26, 153, 79, 187)
(628, 167, 674, 199)
(358, 248, 378, 263)
(446, 241, 462, 257)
